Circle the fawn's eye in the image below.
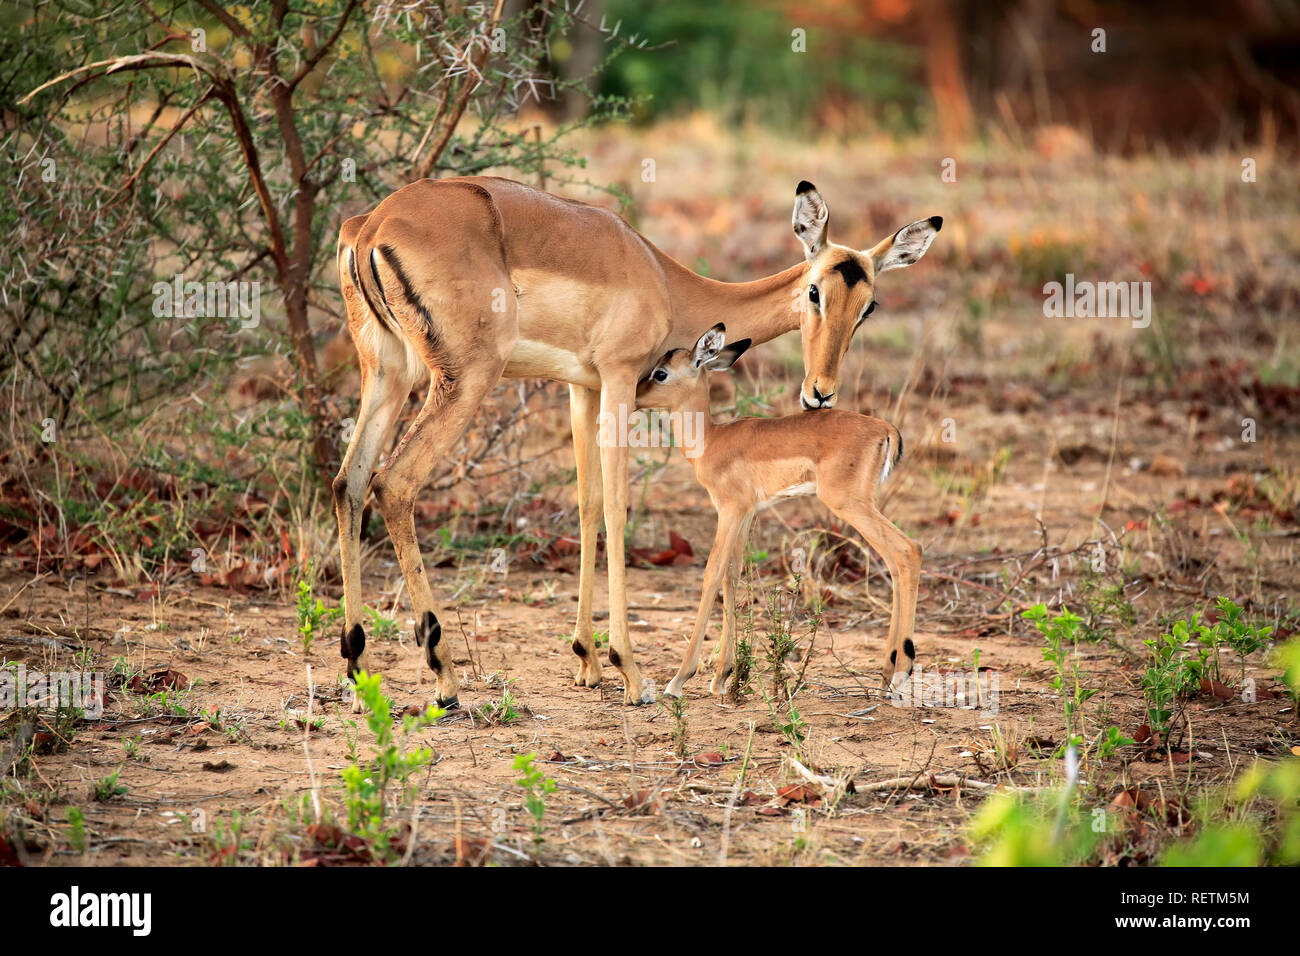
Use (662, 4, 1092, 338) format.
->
(652, 369, 668, 383)
(808, 284, 820, 307)
(865, 300, 876, 316)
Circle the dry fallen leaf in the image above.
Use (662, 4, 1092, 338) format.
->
(622, 790, 657, 814)
(776, 783, 822, 806)
(128, 669, 191, 693)
(1149, 453, 1185, 477)
(453, 836, 491, 867)
(1199, 678, 1235, 701)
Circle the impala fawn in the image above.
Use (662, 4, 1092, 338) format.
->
(635, 325, 921, 699)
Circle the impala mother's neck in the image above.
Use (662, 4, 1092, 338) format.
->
(656, 251, 807, 348)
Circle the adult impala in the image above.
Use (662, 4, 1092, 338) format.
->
(333, 176, 940, 707)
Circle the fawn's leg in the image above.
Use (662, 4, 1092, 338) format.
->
(666, 506, 745, 699)
(710, 511, 753, 696)
(826, 502, 921, 690)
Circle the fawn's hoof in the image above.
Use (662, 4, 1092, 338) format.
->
(710, 667, 733, 697)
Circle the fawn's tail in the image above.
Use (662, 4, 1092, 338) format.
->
(878, 422, 904, 485)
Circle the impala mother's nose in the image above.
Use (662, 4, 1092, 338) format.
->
(800, 383, 836, 410)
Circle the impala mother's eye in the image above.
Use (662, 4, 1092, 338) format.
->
(856, 300, 877, 327)
(808, 284, 820, 307)
(652, 369, 669, 383)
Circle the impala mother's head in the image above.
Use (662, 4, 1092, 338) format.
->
(792, 181, 941, 409)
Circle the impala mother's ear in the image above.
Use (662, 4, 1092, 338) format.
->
(867, 216, 942, 276)
(792, 180, 830, 260)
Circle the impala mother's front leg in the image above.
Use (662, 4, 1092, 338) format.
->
(597, 374, 648, 705)
(568, 384, 604, 688)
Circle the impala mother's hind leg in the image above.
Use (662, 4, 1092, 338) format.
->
(333, 366, 408, 690)
(359, 183, 517, 710)
(334, 230, 415, 705)
(372, 363, 506, 709)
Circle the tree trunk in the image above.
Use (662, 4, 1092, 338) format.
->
(923, 0, 975, 145)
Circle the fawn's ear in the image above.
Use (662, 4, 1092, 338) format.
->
(867, 216, 942, 276)
(705, 338, 751, 371)
(691, 323, 727, 368)
(792, 181, 830, 260)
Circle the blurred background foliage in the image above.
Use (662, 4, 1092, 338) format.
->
(582, 0, 1300, 146)
(594, 0, 926, 132)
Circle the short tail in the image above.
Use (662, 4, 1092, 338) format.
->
(352, 239, 400, 335)
(879, 423, 904, 485)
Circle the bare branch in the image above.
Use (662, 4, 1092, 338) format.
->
(411, 0, 504, 180)
(194, 0, 256, 43)
(287, 0, 363, 93)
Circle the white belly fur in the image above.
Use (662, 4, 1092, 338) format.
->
(503, 338, 599, 388)
(503, 269, 604, 388)
(755, 481, 818, 512)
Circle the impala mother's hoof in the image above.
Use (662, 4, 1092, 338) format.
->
(571, 639, 603, 687)
(341, 622, 367, 678)
(622, 679, 656, 706)
(884, 638, 917, 692)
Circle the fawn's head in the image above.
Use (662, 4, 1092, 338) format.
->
(791, 181, 941, 409)
(636, 324, 751, 412)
